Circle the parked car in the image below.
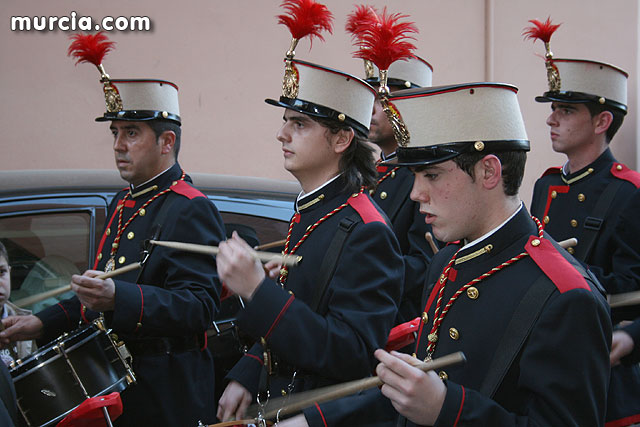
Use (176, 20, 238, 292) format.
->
(0, 169, 299, 409)
(0, 169, 298, 306)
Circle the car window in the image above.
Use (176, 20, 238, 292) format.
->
(220, 212, 289, 251)
(1, 211, 92, 312)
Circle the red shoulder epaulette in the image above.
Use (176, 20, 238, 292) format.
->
(540, 166, 562, 178)
(525, 235, 590, 294)
(347, 192, 385, 224)
(170, 180, 206, 199)
(611, 163, 640, 189)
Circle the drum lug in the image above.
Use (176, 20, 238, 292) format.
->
(126, 372, 136, 385)
(94, 317, 107, 332)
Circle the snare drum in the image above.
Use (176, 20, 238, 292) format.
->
(10, 319, 135, 427)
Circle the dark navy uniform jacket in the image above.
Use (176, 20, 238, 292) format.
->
(36, 163, 225, 426)
(225, 176, 403, 425)
(397, 207, 611, 426)
(372, 160, 436, 324)
(531, 148, 640, 426)
(307, 160, 436, 426)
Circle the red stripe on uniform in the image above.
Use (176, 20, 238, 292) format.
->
(56, 302, 71, 326)
(93, 202, 122, 269)
(541, 185, 569, 229)
(453, 385, 466, 426)
(134, 285, 144, 332)
(314, 402, 328, 427)
(264, 295, 295, 340)
(415, 280, 445, 353)
(243, 353, 264, 365)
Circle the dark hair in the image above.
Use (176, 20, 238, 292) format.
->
(0, 241, 8, 263)
(147, 120, 182, 159)
(584, 103, 624, 143)
(452, 150, 527, 196)
(311, 116, 377, 193)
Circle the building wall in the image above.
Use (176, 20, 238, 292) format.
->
(1, 0, 637, 204)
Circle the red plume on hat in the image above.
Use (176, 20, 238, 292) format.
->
(523, 17, 562, 92)
(352, 7, 418, 87)
(67, 32, 122, 112)
(277, 0, 334, 98)
(346, 5, 379, 79)
(278, 0, 333, 52)
(351, 7, 417, 148)
(345, 5, 379, 41)
(68, 32, 115, 69)
(522, 17, 561, 45)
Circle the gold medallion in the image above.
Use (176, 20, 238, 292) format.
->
(105, 257, 115, 273)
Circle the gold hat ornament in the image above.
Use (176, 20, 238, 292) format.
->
(267, 0, 376, 137)
(350, 6, 418, 147)
(68, 32, 182, 124)
(524, 17, 628, 114)
(277, 0, 333, 99)
(522, 17, 562, 92)
(68, 32, 123, 113)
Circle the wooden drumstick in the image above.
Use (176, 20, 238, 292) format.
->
(255, 239, 287, 251)
(149, 240, 301, 267)
(13, 262, 141, 308)
(205, 420, 273, 427)
(246, 351, 466, 421)
(425, 232, 439, 254)
(557, 237, 578, 249)
(608, 290, 640, 308)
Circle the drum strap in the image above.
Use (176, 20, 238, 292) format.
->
(135, 191, 180, 285)
(310, 213, 361, 313)
(479, 275, 555, 397)
(574, 180, 623, 262)
(257, 213, 361, 396)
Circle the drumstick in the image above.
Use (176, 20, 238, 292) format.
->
(557, 237, 578, 249)
(205, 420, 273, 427)
(609, 290, 640, 308)
(13, 262, 141, 308)
(246, 351, 466, 420)
(255, 239, 287, 251)
(425, 232, 439, 254)
(149, 240, 301, 267)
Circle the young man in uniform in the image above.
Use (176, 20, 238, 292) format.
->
(366, 55, 438, 324)
(529, 53, 640, 426)
(0, 42, 225, 425)
(374, 82, 611, 426)
(215, 57, 403, 426)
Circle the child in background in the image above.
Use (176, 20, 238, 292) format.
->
(0, 241, 35, 366)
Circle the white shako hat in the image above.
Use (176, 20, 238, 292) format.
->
(367, 55, 433, 89)
(266, 59, 376, 137)
(384, 82, 530, 167)
(535, 59, 628, 114)
(95, 79, 181, 124)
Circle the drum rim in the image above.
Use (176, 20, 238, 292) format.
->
(10, 328, 103, 381)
